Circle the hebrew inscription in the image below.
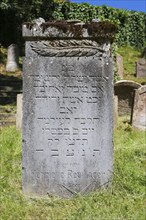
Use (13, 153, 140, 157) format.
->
(23, 39, 114, 197)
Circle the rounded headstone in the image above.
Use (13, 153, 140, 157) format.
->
(114, 80, 141, 117)
(6, 44, 19, 72)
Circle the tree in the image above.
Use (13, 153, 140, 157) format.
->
(0, 0, 57, 47)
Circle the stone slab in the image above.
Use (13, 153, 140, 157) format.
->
(6, 44, 19, 72)
(114, 80, 141, 117)
(131, 86, 146, 130)
(114, 96, 118, 128)
(136, 58, 146, 78)
(22, 21, 115, 198)
(116, 54, 123, 79)
(16, 94, 23, 129)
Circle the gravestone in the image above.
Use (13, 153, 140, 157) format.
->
(6, 44, 19, 72)
(116, 54, 123, 79)
(136, 58, 146, 78)
(16, 94, 23, 129)
(131, 86, 146, 130)
(22, 20, 116, 197)
(114, 80, 141, 117)
(114, 96, 118, 128)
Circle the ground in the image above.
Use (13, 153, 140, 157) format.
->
(0, 120, 145, 219)
(0, 45, 146, 219)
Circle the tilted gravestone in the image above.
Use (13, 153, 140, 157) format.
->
(136, 58, 146, 78)
(131, 86, 146, 131)
(22, 20, 116, 197)
(6, 44, 19, 72)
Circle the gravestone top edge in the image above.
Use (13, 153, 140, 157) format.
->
(22, 20, 117, 41)
(114, 80, 141, 89)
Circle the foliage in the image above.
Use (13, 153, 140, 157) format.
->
(0, 1, 145, 49)
(0, 124, 145, 219)
(0, 0, 57, 46)
(117, 46, 143, 77)
(55, 2, 146, 48)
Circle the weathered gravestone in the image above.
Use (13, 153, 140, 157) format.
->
(114, 96, 118, 128)
(131, 86, 146, 130)
(116, 54, 123, 79)
(114, 80, 141, 117)
(136, 58, 146, 78)
(16, 94, 23, 129)
(6, 44, 19, 72)
(22, 20, 116, 197)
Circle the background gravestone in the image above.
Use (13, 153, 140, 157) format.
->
(116, 54, 123, 79)
(114, 96, 118, 128)
(114, 80, 141, 118)
(131, 86, 146, 130)
(22, 20, 116, 198)
(136, 58, 146, 78)
(6, 44, 19, 72)
(16, 94, 23, 129)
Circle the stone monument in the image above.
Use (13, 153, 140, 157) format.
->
(114, 96, 118, 128)
(6, 44, 19, 72)
(116, 54, 123, 79)
(131, 86, 146, 130)
(16, 94, 23, 129)
(136, 58, 146, 78)
(114, 80, 141, 117)
(22, 20, 116, 197)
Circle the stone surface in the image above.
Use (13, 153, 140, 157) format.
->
(6, 44, 19, 72)
(131, 86, 146, 130)
(16, 94, 23, 129)
(116, 54, 123, 79)
(114, 80, 141, 118)
(136, 58, 146, 78)
(22, 21, 115, 198)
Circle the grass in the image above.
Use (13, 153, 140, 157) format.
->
(0, 121, 145, 220)
(0, 45, 145, 219)
(0, 104, 17, 114)
(117, 46, 146, 84)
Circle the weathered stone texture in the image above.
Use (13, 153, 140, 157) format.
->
(22, 21, 115, 198)
(114, 80, 141, 117)
(16, 94, 23, 129)
(136, 58, 146, 78)
(116, 54, 123, 79)
(114, 96, 118, 128)
(6, 44, 19, 72)
(131, 86, 146, 130)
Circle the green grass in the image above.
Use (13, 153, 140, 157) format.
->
(117, 46, 146, 84)
(0, 122, 145, 220)
(117, 46, 141, 76)
(0, 104, 17, 114)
